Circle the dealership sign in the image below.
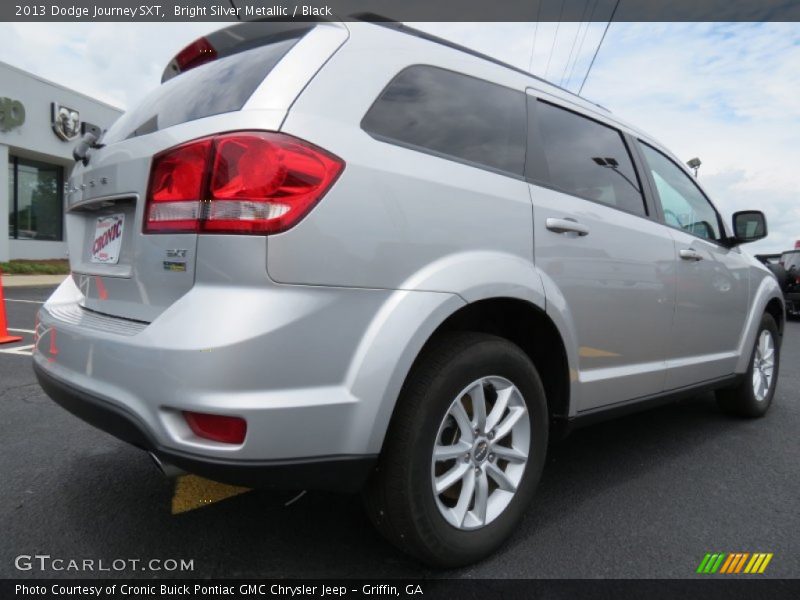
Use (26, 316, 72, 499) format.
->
(0, 97, 25, 132)
(51, 102, 81, 140)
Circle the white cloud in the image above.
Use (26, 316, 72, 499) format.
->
(0, 22, 225, 108)
(582, 22, 800, 253)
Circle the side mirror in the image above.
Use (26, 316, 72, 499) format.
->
(730, 210, 767, 245)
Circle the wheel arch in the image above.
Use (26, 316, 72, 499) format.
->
(734, 272, 785, 373)
(765, 296, 785, 337)
(367, 297, 573, 454)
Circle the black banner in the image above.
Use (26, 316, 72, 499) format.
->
(3, 0, 800, 22)
(4, 579, 800, 600)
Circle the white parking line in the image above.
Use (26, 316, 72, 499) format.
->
(0, 344, 34, 356)
(9, 328, 35, 334)
(4, 298, 44, 304)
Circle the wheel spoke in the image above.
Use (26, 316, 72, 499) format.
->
(759, 332, 770, 355)
(491, 444, 528, 463)
(473, 470, 489, 526)
(469, 381, 487, 433)
(485, 386, 512, 432)
(752, 369, 763, 398)
(449, 400, 474, 443)
(492, 406, 526, 442)
(433, 440, 471, 462)
(431, 376, 530, 531)
(452, 468, 476, 526)
(435, 462, 470, 494)
(486, 461, 517, 493)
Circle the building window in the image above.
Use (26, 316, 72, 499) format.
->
(8, 156, 64, 241)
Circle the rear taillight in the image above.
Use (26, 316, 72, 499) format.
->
(174, 37, 217, 73)
(145, 132, 344, 234)
(183, 411, 247, 444)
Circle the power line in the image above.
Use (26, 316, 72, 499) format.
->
(544, 0, 565, 80)
(565, 0, 599, 89)
(560, 0, 591, 86)
(527, 0, 544, 74)
(578, 0, 621, 95)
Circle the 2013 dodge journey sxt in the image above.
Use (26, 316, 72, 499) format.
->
(34, 20, 785, 567)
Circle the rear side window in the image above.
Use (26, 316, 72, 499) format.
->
(534, 101, 646, 216)
(361, 66, 527, 176)
(103, 35, 304, 144)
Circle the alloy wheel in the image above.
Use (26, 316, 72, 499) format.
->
(430, 376, 530, 530)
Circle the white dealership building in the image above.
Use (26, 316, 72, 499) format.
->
(0, 61, 122, 262)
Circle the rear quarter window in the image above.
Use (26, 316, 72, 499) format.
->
(361, 65, 527, 177)
(103, 35, 303, 144)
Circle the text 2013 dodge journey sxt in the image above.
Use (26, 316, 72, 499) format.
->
(34, 20, 784, 567)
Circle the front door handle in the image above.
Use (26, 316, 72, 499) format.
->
(545, 217, 590, 236)
(679, 248, 704, 261)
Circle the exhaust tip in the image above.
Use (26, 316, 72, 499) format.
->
(148, 451, 185, 479)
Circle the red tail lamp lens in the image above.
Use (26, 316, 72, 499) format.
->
(145, 132, 344, 234)
(183, 411, 247, 444)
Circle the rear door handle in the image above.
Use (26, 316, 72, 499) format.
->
(679, 248, 704, 261)
(545, 217, 590, 236)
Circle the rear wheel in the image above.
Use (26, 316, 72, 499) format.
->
(363, 332, 548, 567)
(716, 313, 780, 418)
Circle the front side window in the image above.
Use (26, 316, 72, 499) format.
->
(361, 65, 527, 176)
(535, 101, 646, 216)
(8, 157, 63, 241)
(639, 143, 722, 241)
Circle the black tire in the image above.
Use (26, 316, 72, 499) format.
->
(716, 313, 780, 418)
(363, 332, 548, 568)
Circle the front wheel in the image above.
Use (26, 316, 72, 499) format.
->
(363, 332, 548, 567)
(716, 313, 780, 418)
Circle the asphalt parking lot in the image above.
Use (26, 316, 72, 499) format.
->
(1, 285, 798, 579)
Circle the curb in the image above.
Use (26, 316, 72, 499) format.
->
(1, 275, 68, 288)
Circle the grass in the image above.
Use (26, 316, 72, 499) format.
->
(0, 259, 70, 275)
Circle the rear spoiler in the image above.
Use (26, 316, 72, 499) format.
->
(161, 20, 324, 83)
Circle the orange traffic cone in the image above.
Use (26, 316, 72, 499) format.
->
(0, 266, 23, 344)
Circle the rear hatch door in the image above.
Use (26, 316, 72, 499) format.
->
(64, 22, 347, 323)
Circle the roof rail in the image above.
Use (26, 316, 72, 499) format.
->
(352, 14, 610, 113)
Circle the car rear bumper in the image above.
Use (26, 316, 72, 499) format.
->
(34, 360, 376, 492)
(32, 274, 404, 490)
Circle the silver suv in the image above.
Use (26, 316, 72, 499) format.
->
(34, 21, 784, 567)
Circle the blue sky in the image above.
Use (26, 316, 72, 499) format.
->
(0, 21, 797, 252)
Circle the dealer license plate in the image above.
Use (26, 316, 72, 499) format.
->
(90, 214, 125, 264)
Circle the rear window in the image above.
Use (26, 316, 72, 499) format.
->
(361, 65, 527, 176)
(102, 35, 303, 144)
